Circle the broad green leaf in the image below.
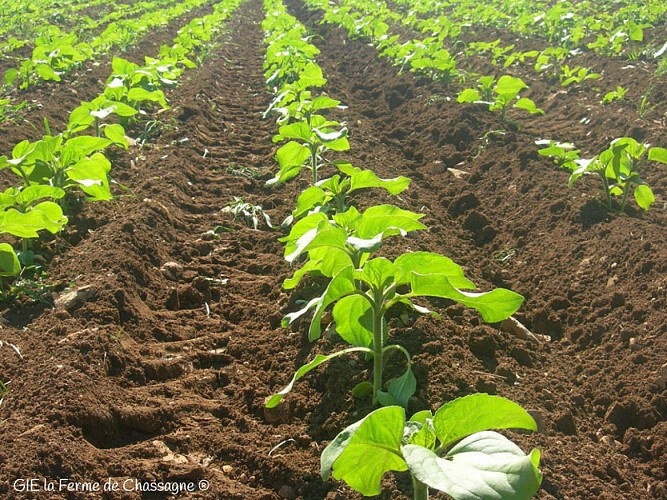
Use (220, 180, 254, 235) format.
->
(16, 185, 65, 205)
(127, 88, 169, 109)
(433, 394, 537, 449)
(351, 381, 373, 398)
(322, 136, 350, 152)
(495, 75, 527, 98)
(293, 185, 327, 218)
(357, 257, 396, 291)
(311, 95, 341, 111)
(65, 136, 111, 156)
(514, 98, 544, 115)
(386, 366, 416, 409)
(648, 147, 667, 164)
(36, 63, 60, 82)
(314, 126, 348, 143)
(634, 184, 655, 210)
(67, 153, 112, 201)
(267, 141, 311, 186)
(266, 347, 370, 409)
(394, 252, 475, 289)
(457, 88, 481, 103)
(0, 243, 20, 277)
(309, 266, 357, 341)
(280, 212, 329, 259)
(104, 124, 129, 149)
(278, 122, 312, 143)
(283, 259, 321, 290)
(321, 406, 407, 496)
(4, 68, 19, 87)
(67, 105, 96, 134)
(403, 432, 542, 500)
(354, 205, 426, 240)
(333, 295, 374, 347)
(407, 274, 523, 323)
(336, 162, 410, 195)
(0, 203, 67, 237)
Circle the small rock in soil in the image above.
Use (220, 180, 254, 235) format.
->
(161, 261, 183, 281)
(53, 285, 97, 311)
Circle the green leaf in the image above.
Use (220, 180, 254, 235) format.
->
(358, 257, 396, 291)
(336, 162, 410, 195)
(127, 88, 169, 108)
(495, 75, 527, 97)
(266, 347, 370, 409)
(278, 122, 312, 143)
(16, 185, 65, 205)
(0, 202, 67, 238)
(355, 205, 426, 239)
(394, 252, 475, 289)
(0, 243, 21, 278)
(267, 141, 311, 187)
(321, 406, 407, 496)
(309, 266, 357, 341)
(351, 381, 373, 399)
(457, 88, 481, 103)
(403, 432, 542, 500)
(67, 152, 111, 201)
(386, 366, 416, 409)
(648, 147, 667, 164)
(4, 68, 19, 87)
(407, 274, 524, 323)
(514, 98, 544, 115)
(333, 295, 374, 348)
(634, 184, 655, 210)
(103, 124, 129, 149)
(293, 185, 327, 218)
(36, 63, 60, 82)
(433, 394, 537, 449)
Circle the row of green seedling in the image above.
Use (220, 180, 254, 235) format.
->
(260, 1, 543, 498)
(0, 0, 182, 56)
(393, 0, 666, 59)
(2, 0, 212, 91)
(306, 0, 544, 126)
(0, 0, 244, 300)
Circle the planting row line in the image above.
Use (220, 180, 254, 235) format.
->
(0, 0, 244, 302)
(1, 0, 213, 92)
(260, 0, 543, 498)
(391, 0, 667, 59)
(303, 0, 667, 214)
(0, 0, 183, 57)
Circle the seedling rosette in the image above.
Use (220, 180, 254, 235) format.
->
(321, 394, 542, 499)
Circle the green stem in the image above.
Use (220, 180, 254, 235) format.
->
(371, 289, 385, 406)
(310, 144, 319, 185)
(411, 475, 429, 500)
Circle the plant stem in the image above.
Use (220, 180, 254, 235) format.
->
(411, 476, 429, 500)
(310, 144, 319, 185)
(371, 289, 384, 405)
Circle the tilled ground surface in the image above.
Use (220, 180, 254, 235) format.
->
(0, 0, 666, 498)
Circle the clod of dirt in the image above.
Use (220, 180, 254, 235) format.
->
(160, 261, 183, 281)
(263, 401, 290, 424)
(53, 285, 97, 311)
(554, 410, 577, 435)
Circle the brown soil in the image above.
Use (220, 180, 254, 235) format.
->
(0, 0, 665, 499)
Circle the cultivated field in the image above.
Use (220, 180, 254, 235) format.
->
(0, 0, 666, 498)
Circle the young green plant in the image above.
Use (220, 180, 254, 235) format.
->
(322, 394, 542, 499)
